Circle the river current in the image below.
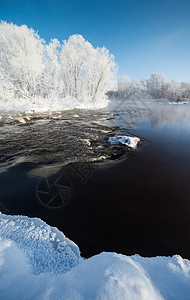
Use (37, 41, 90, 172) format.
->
(0, 99, 190, 258)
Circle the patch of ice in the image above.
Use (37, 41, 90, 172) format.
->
(108, 135, 140, 148)
(169, 101, 188, 105)
(15, 118, 27, 124)
(90, 155, 107, 162)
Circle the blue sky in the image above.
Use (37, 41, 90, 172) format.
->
(1, 0, 190, 81)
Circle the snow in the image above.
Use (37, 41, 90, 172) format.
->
(0, 22, 116, 113)
(0, 213, 190, 299)
(108, 135, 140, 148)
(0, 96, 109, 114)
(0, 213, 81, 275)
(169, 101, 188, 105)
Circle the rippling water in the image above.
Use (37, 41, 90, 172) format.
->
(1, 99, 190, 259)
(0, 111, 128, 165)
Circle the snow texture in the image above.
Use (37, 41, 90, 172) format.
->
(0, 213, 81, 275)
(0, 213, 190, 300)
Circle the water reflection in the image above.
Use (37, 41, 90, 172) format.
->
(1, 101, 190, 258)
(150, 103, 190, 129)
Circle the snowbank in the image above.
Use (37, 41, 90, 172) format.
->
(0, 213, 81, 275)
(0, 213, 190, 300)
(0, 96, 109, 114)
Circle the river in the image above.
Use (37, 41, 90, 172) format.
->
(0, 99, 190, 258)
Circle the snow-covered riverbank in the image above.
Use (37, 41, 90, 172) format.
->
(0, 213, 189, 300)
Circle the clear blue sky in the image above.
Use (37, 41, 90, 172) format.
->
(1, 0, 190, 82)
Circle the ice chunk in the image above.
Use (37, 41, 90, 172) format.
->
(15, 118, 26, 124)
(108, 135, 140, 148)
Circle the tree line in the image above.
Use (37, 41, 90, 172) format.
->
(110, 73, 190, 102)
(0, 21, 117, 106)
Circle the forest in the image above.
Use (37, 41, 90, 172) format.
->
(0, 21, 189, 108)
(0, 21, 116, 107)
(110, 73, 190, 102)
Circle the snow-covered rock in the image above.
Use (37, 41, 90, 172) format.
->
(0, 213, 190, 300)
(108, 135, 140, 148)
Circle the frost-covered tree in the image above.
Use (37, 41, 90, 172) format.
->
(117, 76, 132, 97)
(59, 35, 117, 103)
(113, 72, 190, 102)
(165, 80, 181, 100)
(148, 73, 168, 99)
(181, 82, 190, 99)
(43, 34, 117, 103)
(0, 22, 117, 109)
(112, 76, 148, 100)
(0, 21, 44, 100)
(43, 38, 63, 99)
(60, 34, 94, 101)
(0, 59, 14, 100)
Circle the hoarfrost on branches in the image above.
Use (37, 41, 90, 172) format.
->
(0, 21, 117, 110)
(0, 21, 44, 101)
(112, 73, 190, 102)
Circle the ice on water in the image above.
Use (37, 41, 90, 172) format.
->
(108, 135, 140, 148)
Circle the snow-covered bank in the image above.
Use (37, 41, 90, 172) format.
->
(0, 213, 190, 300)
(0, 96, 109, 114)
(0, 213, 81, 275)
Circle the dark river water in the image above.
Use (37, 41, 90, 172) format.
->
(0, 100, 190, 258)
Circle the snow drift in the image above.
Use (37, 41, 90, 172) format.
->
(0, 213, 190, 300)
(0, 213, 81, 275)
